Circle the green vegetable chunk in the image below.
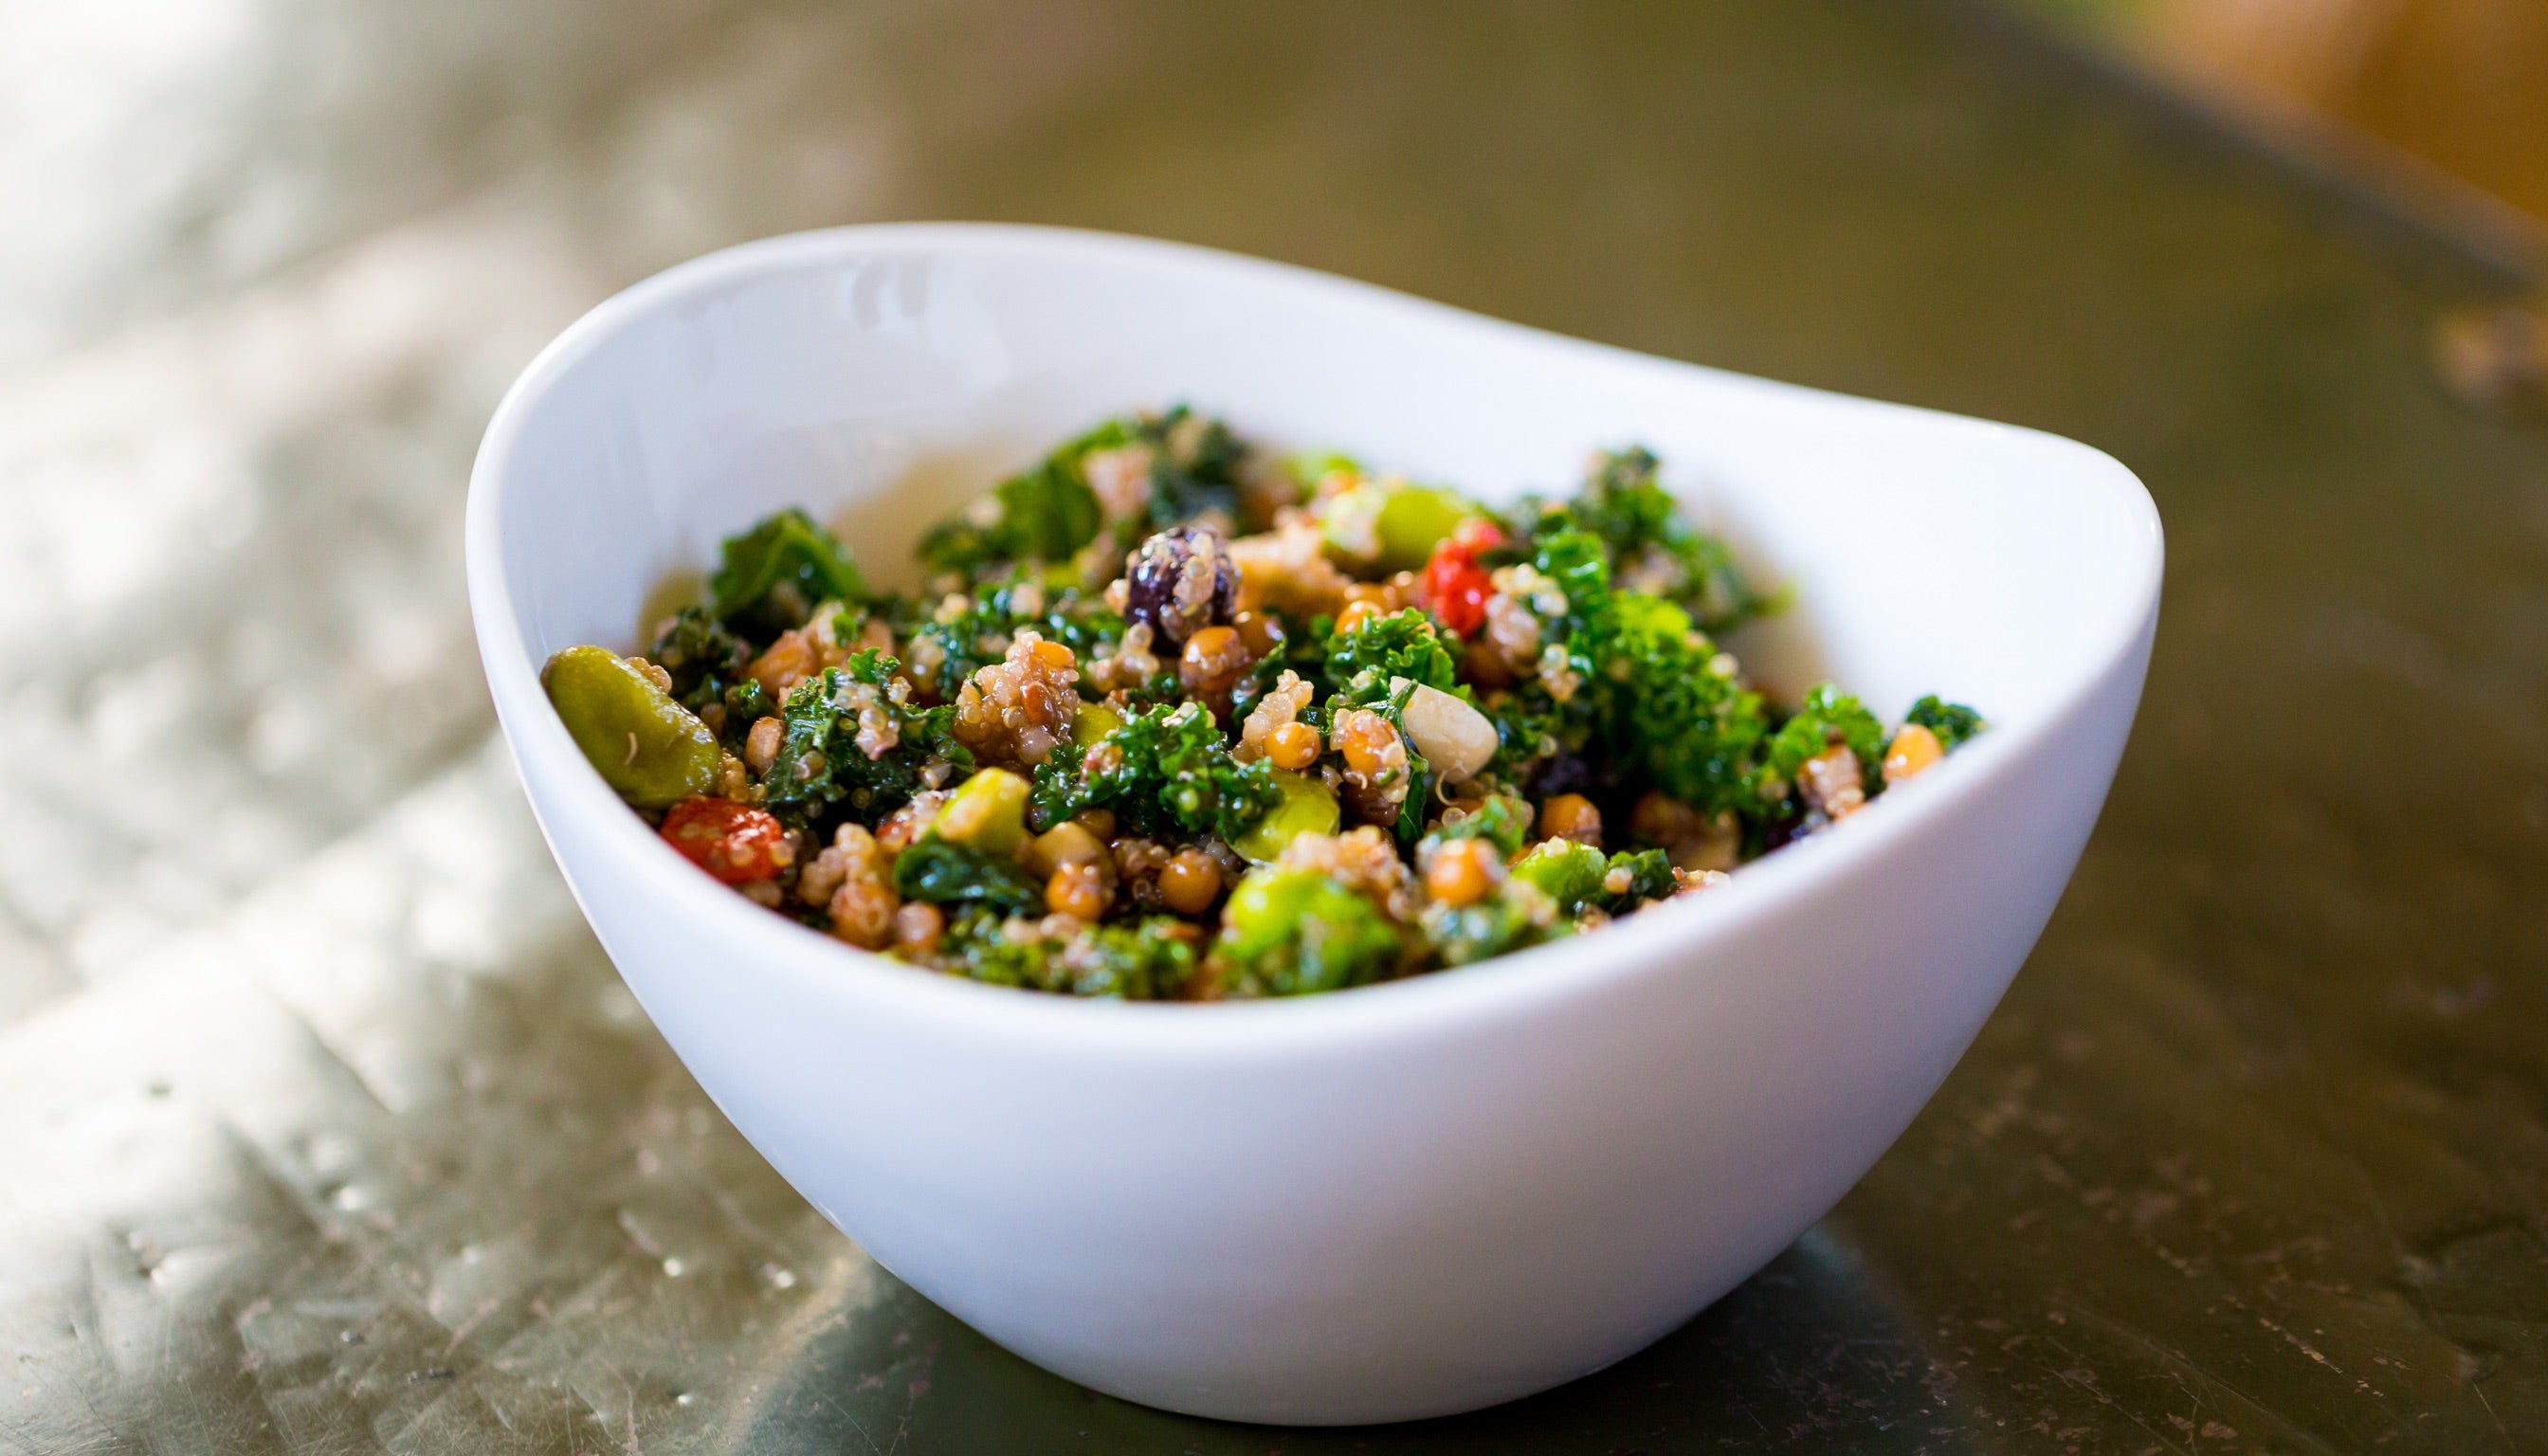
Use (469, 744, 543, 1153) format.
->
(892, 840, 1045, 918)
(1231, 770, 1341, 863)
(709, 509, 866, 634)
(647, 604, 753, 717)
(1071, 700, 1125, 748)
(934, 768, 1030, 855)
(1213, 868, 1402, 996)
(1905, 695, 1986, 751)
(1374, 486, 1476, 573)
(542, 646, 722, 808)
(1511, 838, 1607, 913)
(1324, 482, 1474, 573)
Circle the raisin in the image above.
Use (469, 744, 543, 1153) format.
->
(1123, 526, 1238, 645)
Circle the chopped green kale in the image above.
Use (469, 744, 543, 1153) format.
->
(894, 577, 1125, 703)
(1324, 609, 1460, 705)
(1549, 537, 1767, 820)
(1028, 701, 1279, 842)
(709, 509, 866, 634)
(762, 652, 972, 820)
(1138, 405, 1247, 527)
(1759, 683, 1886, 812)
(1906, 695, 1986, 751)
(648, 604, 753, 717)
(1599, 847, 1678, 907)
(918, 420, 1117, 575)
(1423, 792, 1532, 859)
(892, 842, 1045, 919)
(1510, 448, 1774, 634)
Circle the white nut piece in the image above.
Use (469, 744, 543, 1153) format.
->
(1392, 677, 1499, 784)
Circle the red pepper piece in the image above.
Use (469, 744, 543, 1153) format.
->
(661, 796, 791, 883)
(1423, 518, 1505, 637)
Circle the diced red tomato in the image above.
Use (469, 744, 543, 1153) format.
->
(1447, 517, 1505, 555)
(1423, 518, 1505, 637)
(661, 796, 791, 883)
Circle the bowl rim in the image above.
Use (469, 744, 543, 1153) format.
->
(465, 221, 2162, 1056)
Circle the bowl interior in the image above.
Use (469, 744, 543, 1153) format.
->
(482, 226, 2157, 769)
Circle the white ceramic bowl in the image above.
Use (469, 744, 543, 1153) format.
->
(466, 224, 2159, 1426)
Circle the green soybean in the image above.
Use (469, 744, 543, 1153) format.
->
(1232, 770, 1341, 864)
(543, 645, 721, 807)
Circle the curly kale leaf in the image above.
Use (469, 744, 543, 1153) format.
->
(648, 605, 753, 718)
(1028, 701, 1278, 842)
(891, 842, 1045, 919)
(933, 907, 1197, 999)
(1139, 405, 1247, 528)
(1906, 695, 1987, 751)
(762, 653, 971, 820)
(1324, 609, 1459, 706)
(1231, 608, 1334, 723)
(1763, 682, 1885, 810)
(709, 509, 867, 634)
(1544, 533, 1767, 819)
(918, 420, 1119, 576)
(915, 407, 1249, 579)
(1599, 848, 1678, 908)
(1509, 449, 1775, 634)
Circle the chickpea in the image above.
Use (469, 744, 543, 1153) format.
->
(1028, 636, 1078, 672)
(744, 716, 784, 775)
(1025, 820, 1111, 878)
(1335, 710, 1399, 777)
(1424, 839, 1504, 908)
(1159, 847, 1224, 917)
(1046, 862, 1110, 920)
(1075, 809, 1118, 842)
(1180, 625, 1250, 700)
(1883, 723, 1944, 784)
(892, 901, 944, 955)
(1266, 719, 1322, 772)
(1232, 610, 1284, 658)
(1629, 790, 1704, 846)
(1540, 793, 1603, 847)
(1335, 599, 1382, 634)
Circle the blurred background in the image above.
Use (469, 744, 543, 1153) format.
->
(2022, 0, 2548, 228)
(3, 1, 2545, 1452)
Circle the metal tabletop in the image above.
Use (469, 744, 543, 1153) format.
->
(5, 2, 2543, 1450)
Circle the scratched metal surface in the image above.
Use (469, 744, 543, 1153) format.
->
(4, 1, 2545, 1452)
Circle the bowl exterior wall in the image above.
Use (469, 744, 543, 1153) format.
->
(472, 225, 2162, 1425)
(502, 612, 2147, 1424)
